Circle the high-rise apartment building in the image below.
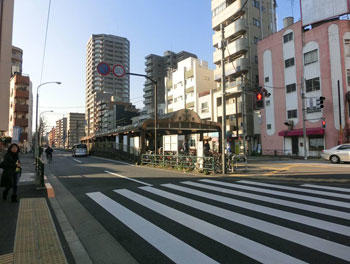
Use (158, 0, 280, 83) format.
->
(11, 46, 22, 75)
(0, 0, 14, 133)
(55, 118, 67, 149)
(143, 50, 197, 115)
(211, 0, 276, 151)
(66, 113, 85, 148)
(85, 34, 130, 136)
(8, 73, 32, 151)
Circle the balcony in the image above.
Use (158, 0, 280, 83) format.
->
(213, 18, 247, 47)
(14, 104, 29, 113)
(144, 92, 153, 99)
(212, 0, 246, 30)
(143, 85, 153, 93)
(186, 86, 194, 93)
(185, 69, 194, 79)
(213, 38, 248, 64)
(14, 89, 29, 99)
(14, 118, 28, 127)
(144, 98, 152, 105)
(166, 80, 173, 88)
(214, 58, 249, 80)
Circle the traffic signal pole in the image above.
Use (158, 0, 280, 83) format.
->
(220, 23, 227, 174)
(301, 26, 308, 160)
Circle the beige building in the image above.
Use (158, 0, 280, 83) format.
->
(165, 57, 215, 117)
(0, 0, 14, 133)
(55, 118, 67, 149)
(211, 0, 276, 151)
(66, 113, 85, 148)
(85, 34, 130, 136)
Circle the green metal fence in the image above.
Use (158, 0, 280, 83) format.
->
(141, 154, 215, 172)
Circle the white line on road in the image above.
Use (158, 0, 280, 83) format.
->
(92, 156, 135, 166)
(73, 158, 82, 163)
(87, 192, 218, 264)
(301, 184, 350, 193)
(140, 186, 350, 262)
(115, 189, 306, 264)
(238, 180, 350, 200)
(176, 182, 350, 236)
(200, 179, 350, 209)
(104, 170, 152, 186)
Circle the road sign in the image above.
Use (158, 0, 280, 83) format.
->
(97, 62, 111, 76)
(113, 64, 126, 78)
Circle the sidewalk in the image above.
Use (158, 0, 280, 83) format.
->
(0, 153, 71, 263)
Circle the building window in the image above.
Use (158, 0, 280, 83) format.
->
(287, 109, 297, 119)
(254, 37, 259, 44)
(212, 2, 226, 17)
(284, 58, 295, 68)
(286, 83, 296, 93)
(309, 136, 324, 151)
(265, 100, 270, 106)
(344, 39, 350, 57)
(267, 124, 271, 130)
(283, 32, 293, 43)
(265, 76, 269, 83)
(252, 0, 260, 8)
(201, 102, 209, 113)
(255, 55, 258, 64)
(347, 69, 350, 86)
(304, 49, 318, 65)
(253, 18, 261, 28)
(217, 97, 222, 106)
(305, 77, 320, 92)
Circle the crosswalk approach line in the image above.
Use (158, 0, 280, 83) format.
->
(86, 192, 218, 264)
(140, 186, 350, 262)
(200, 179, 350, 209)
(237, 180, 350, 199)
(178, 182, 350, 236)
(115, 189, 306, 264)
(301, 184, 350, 193)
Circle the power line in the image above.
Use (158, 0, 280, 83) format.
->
(39, 0, 52, 84)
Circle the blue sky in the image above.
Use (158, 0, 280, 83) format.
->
(12, 0, 300, 128)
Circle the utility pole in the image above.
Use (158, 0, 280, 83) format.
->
(154, 81, 158, 154)
(220, 23, 227, 174)
(301, 27, 308, 160)
(338, 80, 343, 144)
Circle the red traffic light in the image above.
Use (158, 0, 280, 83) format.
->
(257, 93, 263, 101)
(322, 120, 326, 128)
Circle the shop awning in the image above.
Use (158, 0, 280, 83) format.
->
(278, 128, 324, 137)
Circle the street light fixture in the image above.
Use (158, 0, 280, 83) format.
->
(35, 82, 61, 160)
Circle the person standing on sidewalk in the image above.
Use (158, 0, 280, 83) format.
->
(0, 144, 21, 202)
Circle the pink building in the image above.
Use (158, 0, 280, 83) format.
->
(258, 19, 350, 157)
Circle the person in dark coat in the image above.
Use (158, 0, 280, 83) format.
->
(0, 143, 21, 202)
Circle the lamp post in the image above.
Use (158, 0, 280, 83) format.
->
(35, 82, 61, 160)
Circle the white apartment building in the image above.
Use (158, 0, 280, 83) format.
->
(165, 57, 215, 116)
(211, 0, 276, 152)
(85, 34, 130, 136)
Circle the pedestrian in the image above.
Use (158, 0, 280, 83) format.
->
(0, 143, 21, 203)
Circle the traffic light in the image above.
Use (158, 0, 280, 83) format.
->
(322, 120, 326, 129)
(256, 91, 264, 109)
(317, 96, 325, 109)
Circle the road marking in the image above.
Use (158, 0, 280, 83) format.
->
(140, 186, 350, 262)
(92, 156, 135, 166)
(238, 180, 350, 200)
(301, 184, 350, 193)
(87, 192, 218, 264)
(175, 182, 350, 236)
(115, 189, 306, 264)
(171, 181, 350, 220)
(200, 179, 350, 209)
(104, 170, 152, 186)
(73, 158, 82, 163)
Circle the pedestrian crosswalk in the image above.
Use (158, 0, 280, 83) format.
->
(87, 179, 350, 264)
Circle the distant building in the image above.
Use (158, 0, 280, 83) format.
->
(48, 127, 56, 147)
(165, 57, 215, 117)
(66, 113, 85, 148)
(8, 73, 33, 151)
(85, 34, 130, 136)
(258, 19, 350, 157)
(143, 50, 197, 115)
(11, 46, 22, 75)
(55, 118, 67, 149)
(106, 101, 139, 131)
(0, 0, 14, 132)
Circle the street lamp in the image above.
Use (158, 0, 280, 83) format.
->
(35, 82, 61, 160)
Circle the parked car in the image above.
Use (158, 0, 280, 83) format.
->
(321, 144, 350, 163)
(72, 144, 88, 157)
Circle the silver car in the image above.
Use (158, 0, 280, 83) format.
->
(321, 144, 350, 163)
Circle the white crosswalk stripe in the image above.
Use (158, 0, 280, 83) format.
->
(86, 179, 350, 264)
(301, 184, 350, 193)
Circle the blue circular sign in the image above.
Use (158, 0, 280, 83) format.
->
(97, 62, 110, 76)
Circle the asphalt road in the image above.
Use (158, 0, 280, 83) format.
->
(47, 151, 350, 264)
